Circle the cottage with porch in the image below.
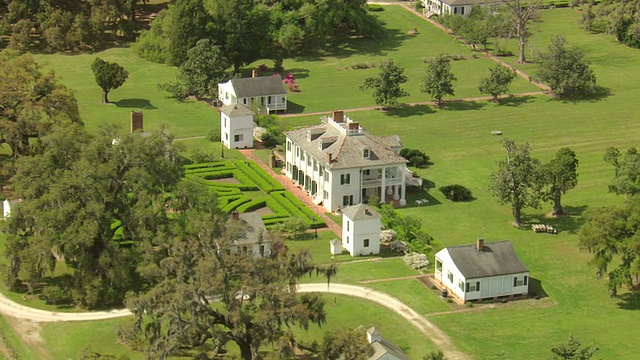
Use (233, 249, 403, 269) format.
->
(225, 211, 271, 258)
(434, 238, 529, 303)
(218, 71, 287, 114)
(423, 0, 493, 17)
(284, 111, 421, 212)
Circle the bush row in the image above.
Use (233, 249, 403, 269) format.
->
(271, 191, 325, 228)
(221, 196, 252, 213)
(234, 160, 284, 193)
(236, 198, 267, 213)
(184, 161, 233, 170)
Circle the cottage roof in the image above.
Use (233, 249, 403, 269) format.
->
(441, 240, 528, 279)
(284, 115, 408, 170)
(342, 204, 381, 221)
(229, 212, 270, 245)
(221, 104, 254, 117)
(228, 75, 287, 97)
(441, 0, 498, 6)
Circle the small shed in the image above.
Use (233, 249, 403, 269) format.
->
(329, 239, 342, 255)
(221, 104, 254, 149)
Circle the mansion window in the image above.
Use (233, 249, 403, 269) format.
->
(343, 195, 353, 206)
(324, 170, 330, 182)
(287, 141, 291, 151)
(340, 174, 351, 185)
(363, 148, 370, 158)
(234, 134, 243, 142)
(363, 169, 370, 176)
(323, 190, 329, 199)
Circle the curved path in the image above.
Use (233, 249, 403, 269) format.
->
(299, 283, 469, 360)
(0, 283, 469, 358)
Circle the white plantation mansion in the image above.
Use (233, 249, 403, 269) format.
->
(284, 111, 421, 212)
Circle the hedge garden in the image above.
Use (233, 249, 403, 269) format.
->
(184, 160, 325, 229)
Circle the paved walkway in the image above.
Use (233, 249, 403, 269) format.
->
(238, 149, 342, 237)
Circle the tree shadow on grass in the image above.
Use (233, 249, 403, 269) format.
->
(115, 98, 157, 109)
(384, 104, 435, 118)
(615, 291, 640, 310)
(440, 100, 486, 111)
(559, 86, 613, 104)
(295, 28, 409, 61)
(497, 95, 536, 107)
(286, 100, 306, 114)
(520, 205, 588, 234)
(528, 277, 549, 299)
(407, 189, 441, 207)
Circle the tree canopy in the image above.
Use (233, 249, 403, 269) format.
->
(549, 336, 598, 360)
(0, 51, 80, 164)
(499, 0, 542, 63)
(478, 65, 516, 101)
(582, 0, 640, 48)
(91, 57, 129, 104)
(421, 54, 457, 107)
(578, 197, 640, 295)
(4, 124, 183, 308)
(488, 138, 544, 226)
(542, 147, 579, 216)
(535, 35, 597, 98)
(603, 146, 640, 196)
(359, 59, 410, 109)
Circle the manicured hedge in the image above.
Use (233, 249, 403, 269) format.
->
(236, 198, 267, 213)
(270, 191, 325, 228)
(184, 161, 232, 170)
(234, 160, 284, 193)
(221, 195, 252, 213)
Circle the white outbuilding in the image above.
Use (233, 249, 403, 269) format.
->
(434, 238, 530, 303)
(342, 204, 381, 257)
(220, 104, 254, 149)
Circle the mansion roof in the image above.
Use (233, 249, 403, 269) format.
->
(284, 112, 408, 170)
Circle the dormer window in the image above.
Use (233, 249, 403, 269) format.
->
(363, 148, 370, 158)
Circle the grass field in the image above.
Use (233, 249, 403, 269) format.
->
(3, 4, 640, 360)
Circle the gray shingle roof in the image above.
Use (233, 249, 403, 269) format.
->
(230, 213, 270, 245)
(441, 0, 498, 6)
(445, 240, 528, 279)
(342, 204, 381, 221)
(221, 104, 254, 117)
(229, 76, 287, 98)
(284, 117, 408, 170)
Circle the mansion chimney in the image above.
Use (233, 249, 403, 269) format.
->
(476, 237, 484, 252)
(131, 110, 143, 133)
(231, 210, 240, 221)
(333, 110, 344, 123)
(327, 153, 333, 163)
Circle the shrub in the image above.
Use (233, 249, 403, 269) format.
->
(399, 148, 431, 168)
(42, 284, 72, 305)
(190, 149, 216, 164)
(390, 240, 409, 254)
(271, 217, 309, 240)
(403, 252, 430, 269)
(368, 4, 385, 12)
(207, 128, 220, 142)
(439, 184, 473, 202)
(258, 64, 268, 72)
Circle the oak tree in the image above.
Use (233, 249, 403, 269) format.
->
(91, 57, 129, 104)
(499, 0, 542, 64)
(603, 146, 640, 196)
(359, 59, 410, 109)
(478, 65, 516, 101)
(421, 54, 457, 107)
(489, 138, 544, 226)
(542, 147, 579, 216)
(535, 36, 597, 98)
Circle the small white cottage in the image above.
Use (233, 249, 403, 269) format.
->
(434, 238, 529, 303)
(367, 327, 409, 360)
(2, 199, 20, 219)
(220, 104, 254, 149)
(226, 211, 271, 258)
(218, 73, 287, 113)
(342, 204, 381, 257)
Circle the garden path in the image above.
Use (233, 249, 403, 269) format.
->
(299, 283, 470, 360)
(238, 148, 343, 237)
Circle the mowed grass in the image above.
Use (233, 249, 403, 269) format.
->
(8, 5, 640, 360)
(39, 295, 438, 359)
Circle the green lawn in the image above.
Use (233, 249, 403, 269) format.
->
(7, 4, 640, 360)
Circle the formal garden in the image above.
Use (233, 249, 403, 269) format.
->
(1, 2, 640, 359)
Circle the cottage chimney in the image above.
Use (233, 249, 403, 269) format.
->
(252, 69, 257, 78)
(231, 210, 240, 221)
(333, 110, 344, 123)
(327, 153, 333, 163)
(364, 208, 372, 216)
(476, 237, 484, 252)
(131, 110, 143, 133)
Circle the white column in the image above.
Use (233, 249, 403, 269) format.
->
(400, 168, 407, 206)
(380, 167, 386, 203)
